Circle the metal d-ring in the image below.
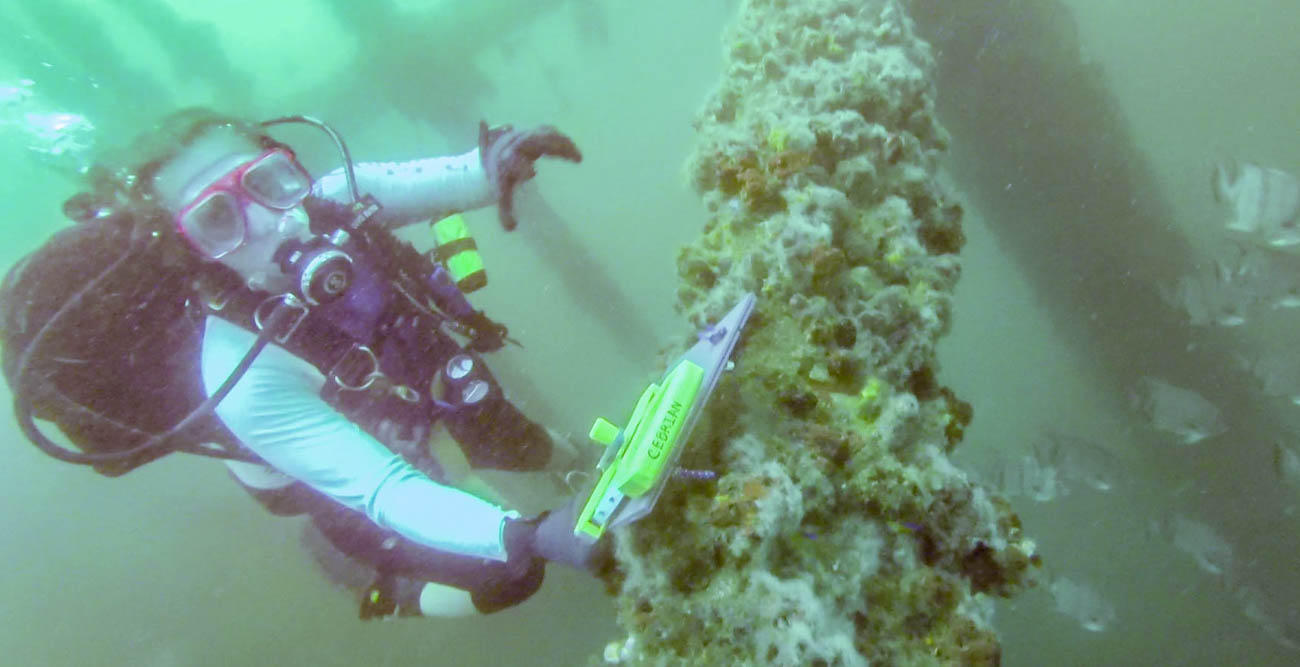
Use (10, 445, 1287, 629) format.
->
(329, 344, 380, 391)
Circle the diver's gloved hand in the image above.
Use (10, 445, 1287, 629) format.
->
(503, 498, 612, 574)
(532, 501, 610, 572)
(479, 121, 582, 231)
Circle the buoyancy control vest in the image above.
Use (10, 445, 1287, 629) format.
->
(203, 196, 511, 474)
(0, 196, 516, 477)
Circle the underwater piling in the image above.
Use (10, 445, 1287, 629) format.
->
(602, 1, 1039, 663)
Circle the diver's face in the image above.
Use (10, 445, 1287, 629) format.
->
(152, 126, 313, 293)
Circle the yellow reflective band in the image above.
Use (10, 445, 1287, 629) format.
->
(431, 213, 486, 292)
(432, 214, 470, 245)
(447, 253, 487, 291)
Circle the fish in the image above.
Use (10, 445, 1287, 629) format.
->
(1213, 160, 1300, 251)
(967, 449, 1064, 503)
(1130, 377, 1226, 445)
(1161, 266, 1253, 327)
(1162, 244, 1300, 327)
(965, 430, 1125, 503)
(1235, 352, 1300, 407)
(1216, 243, 1300, 311)
(1033, 430, 1127, 494)
(1148, 514, 1235, 577)
(1232, 582, 1300, 652)
(1049, 576, 1116, 632)
(1276, 440, 1300, 489)
(1246, 251, 1300, 309)
(1246, 262, 1300, 312)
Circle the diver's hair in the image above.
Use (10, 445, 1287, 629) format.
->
(125, 108, 281, 198)
(69, 108, 285, 250)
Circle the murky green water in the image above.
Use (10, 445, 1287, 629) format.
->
(1, 1, 1295, 664)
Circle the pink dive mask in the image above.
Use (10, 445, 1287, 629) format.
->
(173, 147, 313, 259)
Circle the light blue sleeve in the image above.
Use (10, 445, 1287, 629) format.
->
(312, 148, 495, 228)
(200, 316, 512, 561)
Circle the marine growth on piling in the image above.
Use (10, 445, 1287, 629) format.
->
(603, 1, 1040, 665)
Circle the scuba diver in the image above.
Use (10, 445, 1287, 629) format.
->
(0, 108, 609, 619)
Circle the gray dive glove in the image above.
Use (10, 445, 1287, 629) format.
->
(478, 121, 583, 231)
(503, 496, 611, 574)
